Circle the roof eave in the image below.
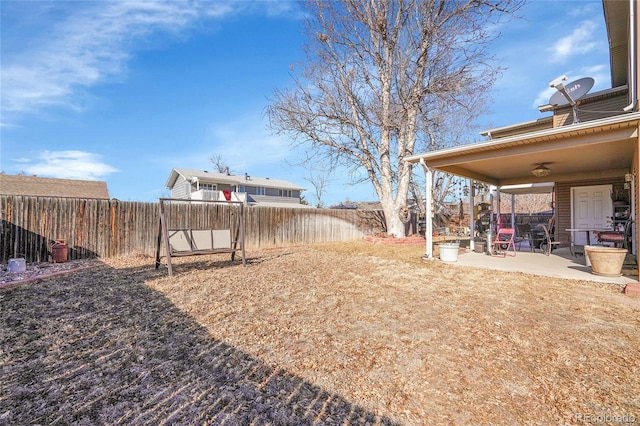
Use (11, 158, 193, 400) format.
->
(406, 111, 640, 165)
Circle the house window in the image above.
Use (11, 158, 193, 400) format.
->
(257, 187, 265, 195)
(279, 189, 292, 197)
(200, 183, 217, 191)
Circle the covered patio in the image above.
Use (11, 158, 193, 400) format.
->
(406, 112, 640, 283)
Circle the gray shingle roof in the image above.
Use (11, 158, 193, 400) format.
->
(166, 168, 305, 191)
(0, 174, 110, 199)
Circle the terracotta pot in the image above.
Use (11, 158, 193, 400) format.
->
(584, 246, 627, 277)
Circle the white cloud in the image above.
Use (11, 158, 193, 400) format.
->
(549, 20, 599, 62)
(0, 1, 238, 117)
(19, 150, 118, 180)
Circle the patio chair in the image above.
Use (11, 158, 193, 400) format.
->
(515, 223, 535, 252)
(594, 219, 633, 249)
(539, 224, 561, 256)
(490, 228, 517, 257)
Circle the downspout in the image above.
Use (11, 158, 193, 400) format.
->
(420, 158, 434, 259)
(624, 0, 637, 112)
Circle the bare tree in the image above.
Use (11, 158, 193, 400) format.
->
(209, 154, 232, 174)
(513, 193, 552, 214)
(304, 167, 333, 208)
(268, 0, 522, 236)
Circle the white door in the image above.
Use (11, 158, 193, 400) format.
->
(571, 185, 613, 246)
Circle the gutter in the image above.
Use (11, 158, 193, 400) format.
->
(624, 0, 637, 112)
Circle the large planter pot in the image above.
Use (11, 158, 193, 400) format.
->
(585, 246, 627, 277)
(439, 243, 460, 263)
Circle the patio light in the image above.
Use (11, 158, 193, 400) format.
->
(531, 164, 551, 177)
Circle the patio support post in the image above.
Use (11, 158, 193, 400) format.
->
(496, 186, 501, 228)
(420, 158, 434, 258)
(631, 172, 637, 255)
(469, 179, 475, 251)
(511, 194, 516, 229)
(488, 186, 495, 247)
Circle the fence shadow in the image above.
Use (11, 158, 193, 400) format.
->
(1, 219, 98, 263)
(0, 263, 398, 425)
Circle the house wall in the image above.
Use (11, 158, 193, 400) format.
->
(553, 91, 629, 127)
(171, 176, 191, 199)
(215, 184, 236, 191)
(248, 195, 302, 205)
(555, 176, 627, 247)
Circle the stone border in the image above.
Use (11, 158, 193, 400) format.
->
(364, 235, 426, 245)
(0, 264, 105, 290)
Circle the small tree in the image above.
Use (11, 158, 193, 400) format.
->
(304, 168, 332, 208)
(209, 154, 232, 174)
(269, 0, 522, 236)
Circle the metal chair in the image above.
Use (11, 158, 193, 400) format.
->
(491, 228, 517, 257)
(539, 224, 561, 256)
(515, 223, 535, 252)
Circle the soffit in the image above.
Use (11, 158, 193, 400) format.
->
(603, 0, 629, 87)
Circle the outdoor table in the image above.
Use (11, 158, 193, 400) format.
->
(565, 228, 612, 255)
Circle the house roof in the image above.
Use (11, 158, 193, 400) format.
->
(165, 168, 305, 191)
(406, 112, 640, 186)
(0, 174, 110, 199)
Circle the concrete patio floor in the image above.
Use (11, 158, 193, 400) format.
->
(445, 245, 638, 285)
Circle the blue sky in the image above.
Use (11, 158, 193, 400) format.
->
(1, 1, 610, 205)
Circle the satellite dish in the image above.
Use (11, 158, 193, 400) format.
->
(548, 77, 594, 107)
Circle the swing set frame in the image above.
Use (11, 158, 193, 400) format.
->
(155, 197, 246, 277)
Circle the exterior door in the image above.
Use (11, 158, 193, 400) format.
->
(571, 185, 613, 246)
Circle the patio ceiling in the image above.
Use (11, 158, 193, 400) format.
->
(406, 112, 640, 187)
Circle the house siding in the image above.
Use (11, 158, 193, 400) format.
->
(553, 92, 629, 127)
(171, 176, 191, 199)
(248, 195, 302, 205)
(486, 120, 553, 139)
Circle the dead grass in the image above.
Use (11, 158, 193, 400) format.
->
(1, 241, 639, 425)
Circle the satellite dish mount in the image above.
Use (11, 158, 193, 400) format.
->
(548, 75, 594, 124)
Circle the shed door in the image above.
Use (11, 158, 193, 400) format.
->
(571, 185, 613, 246)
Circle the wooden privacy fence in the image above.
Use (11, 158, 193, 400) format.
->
(0, 196, 385, 263)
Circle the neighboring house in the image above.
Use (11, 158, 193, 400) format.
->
(406, 0, 639, 281)
(165, 168, 308, 207)
(0, 174, 110, 199)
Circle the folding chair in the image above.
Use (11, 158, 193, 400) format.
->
(491, 228, 517, 257)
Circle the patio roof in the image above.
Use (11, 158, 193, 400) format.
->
(405, 112, 640, 186)
(499, 182, 554, 195)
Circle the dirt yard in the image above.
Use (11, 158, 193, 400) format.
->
(1, 242, 639, 425)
